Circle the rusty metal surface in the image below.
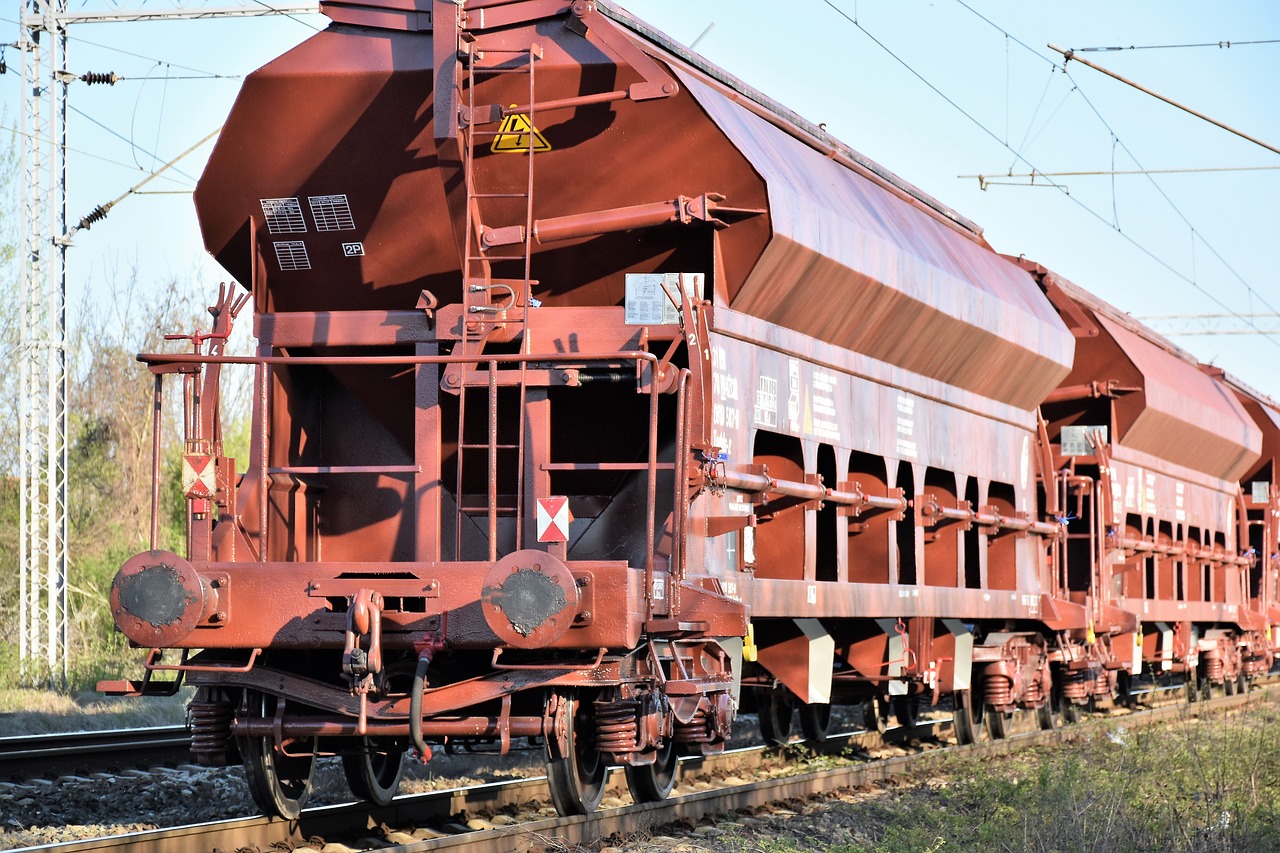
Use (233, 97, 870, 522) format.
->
(1032, 262, 1260, 482)
(196, 17, 771, 316)
(1231, 388, 1280, 486)
(106, 0, 1280, 818)
(677, 68, 1074, 411)
(20, 726, 949, 853)
(741, 578, 1049, 621)
(108, 558, 639, 651)
(593, 1, 986, 239)
(1096, 315, 1260, 481)
(196, 3, 1070, 412)
(37, 690, 1278, 853)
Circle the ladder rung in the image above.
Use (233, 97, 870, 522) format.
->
(541, 462, 676, 472)
(459, 444, 520, 451)
(470, 46, 537, 56)
(470, 192, 529, 199)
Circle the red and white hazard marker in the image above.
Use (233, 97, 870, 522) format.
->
(182, 455, 216, 499)
(535, 496, 571, 543)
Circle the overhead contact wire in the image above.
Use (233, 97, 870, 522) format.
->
(0, 122, 196, 185)
(68, 103, 200, 184)
(1061, 70, 1280, 318)
(932, 0, 1280, 344)
(1076, 39, 1280, 52)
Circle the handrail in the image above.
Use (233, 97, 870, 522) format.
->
(147, 348, 662, 568)
(720, 468, 1063, 538)
(672, 368, 692, 614)
(139, 350, 661, 368)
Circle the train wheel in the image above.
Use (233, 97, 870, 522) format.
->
(1184, 671, 1200, 703)
(1061, 702, 1082, 725)
(624, 738, 678, 804)
(799, 702, 832, 742)
(1116, 670, 1136, 707)
(1036, 675, 1062, 731)
(238, 691, 315, 819)
(952, 689, 983, 745)
(1039, 669, 1068, 730)
(891, 695, 917, 728)
(544, 690, 606, 816)
(1224, 674, 1237, 696)
(342, 737, 405, 806)
(984, 704, 1012, 739)
(861, 698, 888, 734)
(756, 687, 795, 744)
(1235, 672, 1248, 695)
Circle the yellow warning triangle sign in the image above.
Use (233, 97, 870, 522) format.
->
(490, 113, 552, 154)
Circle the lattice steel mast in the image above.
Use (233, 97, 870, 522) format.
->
(18, 0, 69, 688)
(16, 0, 318, 687)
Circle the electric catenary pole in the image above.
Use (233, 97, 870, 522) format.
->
(19, 0, 68, 688)
(16, 0, 317, 687)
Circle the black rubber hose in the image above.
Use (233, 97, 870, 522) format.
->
(410, 650, 432, 759)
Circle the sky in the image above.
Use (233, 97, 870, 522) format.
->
(3, 0, 1278, 393)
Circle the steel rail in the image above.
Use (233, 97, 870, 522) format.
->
(21, 682, 1278, 853)
(12, 720, 943, 852)
(0, 725, 192, 779)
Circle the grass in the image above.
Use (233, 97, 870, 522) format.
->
(871, 702, 1279, 852)
(0, 645, 192, 732)
(700, 696, 1280, 853)
(0, 682, 193, 736)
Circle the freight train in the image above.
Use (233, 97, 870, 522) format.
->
(102, 0, 1280, 819)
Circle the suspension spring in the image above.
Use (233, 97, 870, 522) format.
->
(1023, 675, 1043, 706)
(1094, 669, 1110, 697)
(673, 706, 714, 744)
(1204, 655, 1223, 682)
(1245, 650, 1269, 677)
(593, 699, 640, 754)
(1061, 670, 1089, 702)
(983, 674, 1013, 708)
(190, 694, 235, 766)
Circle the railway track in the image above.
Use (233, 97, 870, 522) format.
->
(0, 727, 192, 782)
(15, 682, 1275, 853)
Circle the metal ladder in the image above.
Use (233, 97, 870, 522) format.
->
(453, 42, 542, 561)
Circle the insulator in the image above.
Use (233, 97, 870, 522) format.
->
(79, 205, 109, 231)
(190, 696, 235, 766)
(593, 699, 639, 754)
(1061, 670, 1089, 702)
(80, 71, 120, 86)
(983, 674, 1013, 708)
